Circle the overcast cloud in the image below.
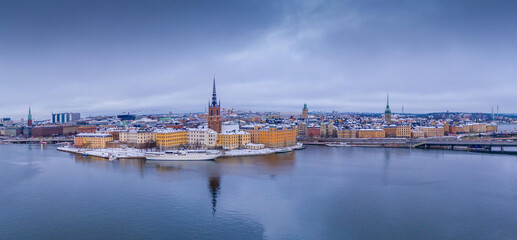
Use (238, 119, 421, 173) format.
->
(1, 0, 517, 119)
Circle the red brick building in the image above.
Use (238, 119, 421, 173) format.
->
(306, 126, 321, 138)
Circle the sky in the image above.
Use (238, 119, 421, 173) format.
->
(1, 0, 517, 119)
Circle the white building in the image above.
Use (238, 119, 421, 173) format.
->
(187, 128, 218, 148)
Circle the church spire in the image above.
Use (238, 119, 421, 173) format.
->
(211, 76, 218, 107)
(28, 105, 32, 120)
(385, 94, 391, 114)
(27, 105, 33, 126)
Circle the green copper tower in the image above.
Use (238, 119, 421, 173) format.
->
(27, 105, 33, 126)
(385, 94, 391, 114)
(384, 94, 391, 123)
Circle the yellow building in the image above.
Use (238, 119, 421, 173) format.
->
(74, 133, 113, 148)
(357, 129, 385, 138)
(396, 125, 411, 138)
(337, 129, 357, 138)
(217, 131, 251, 150)
(154, 129, 187, 150)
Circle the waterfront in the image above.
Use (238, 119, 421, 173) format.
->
(2, 144, 517, 239)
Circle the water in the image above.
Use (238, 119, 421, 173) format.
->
(1, 144, 517, 240)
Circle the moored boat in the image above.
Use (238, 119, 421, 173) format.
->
(326, 142, 347, 147)
(275, 148, 293, 154)
(144, 150, 221, 161)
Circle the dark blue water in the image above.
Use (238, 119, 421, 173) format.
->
(1, 144, 517, 239)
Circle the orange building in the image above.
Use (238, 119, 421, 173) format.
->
(74, 133, 113, 148)
(241, 125, 262, 143)
(242, 124, 297, 148)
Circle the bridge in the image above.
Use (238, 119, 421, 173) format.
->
(408, 140, 517, 153)
(300, 137, 517, 154)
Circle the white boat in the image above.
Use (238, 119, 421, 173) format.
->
(144, 150, 221, 161)
(326, 142, 347, 147)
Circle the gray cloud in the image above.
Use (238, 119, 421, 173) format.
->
(1, 0, 516, 119)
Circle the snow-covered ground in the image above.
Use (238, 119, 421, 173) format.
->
(57, 146, 145, 160)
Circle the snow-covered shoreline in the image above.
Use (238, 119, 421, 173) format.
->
(57, 146, 146, 160)
(57, 143, 303, 160)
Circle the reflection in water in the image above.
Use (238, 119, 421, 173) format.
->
(74, 154, 148, 177)
(118, 159, 146, 177)
(74, 154, 110, 164)
(217, 151, 296, 173)
(145, 160, 223, 215)
(77, 152, 296, 218)
(209, 176, 220, 216)
(383, 149, 391, 185)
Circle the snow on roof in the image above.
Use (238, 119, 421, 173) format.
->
(76, 133, 112, 137)
(219, 130, 249, 135)
(187, 128, 216, 133)
(154, 129, 186, 134)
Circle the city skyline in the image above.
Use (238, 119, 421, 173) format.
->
(2, 0, 517, 118)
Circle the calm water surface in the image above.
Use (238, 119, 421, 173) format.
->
(1, 144, 517, 239)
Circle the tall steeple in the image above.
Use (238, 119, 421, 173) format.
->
(211, 77, 218, 107)
(27, 105, 33, 126)
(385, 94, 391, 114)
(208, 77, 222, 133)
(384, 94, 392, 123)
